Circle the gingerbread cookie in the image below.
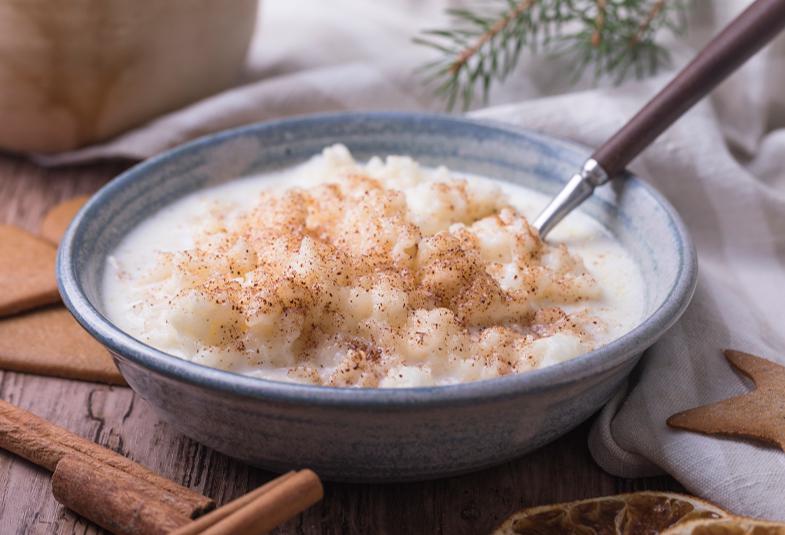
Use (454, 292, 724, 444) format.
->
(668, 350, 785, 451)
(0, 306, 125, 385)
(0, 225, 60, 317)
(39, 195, 90, 244)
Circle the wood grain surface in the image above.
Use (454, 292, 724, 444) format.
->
(0, 152, 682, 535)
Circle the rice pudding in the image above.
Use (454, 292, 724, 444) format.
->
(103, 145, 645, 387)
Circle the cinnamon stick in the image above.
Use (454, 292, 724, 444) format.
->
(0, 399, 213, 517)
(170, 472, 298, 535)
(198, 469, 323, 535)
(52, 456, 192, 535)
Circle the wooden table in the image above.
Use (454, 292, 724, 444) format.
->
(0, 152, 681, 534)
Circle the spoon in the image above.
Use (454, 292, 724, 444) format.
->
(534, 0, 785, 239)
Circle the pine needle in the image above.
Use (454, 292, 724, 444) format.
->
(415, 0, 687, 110)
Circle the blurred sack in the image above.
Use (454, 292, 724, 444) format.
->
(0, 0, 257, 153)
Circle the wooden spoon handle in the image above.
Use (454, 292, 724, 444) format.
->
(591, 0, 785, 177)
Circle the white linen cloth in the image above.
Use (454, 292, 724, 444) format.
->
(37, 0, 785, 520)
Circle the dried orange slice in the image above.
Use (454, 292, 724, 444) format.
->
(663, 517, 785, 534)
(493, 491, 728, 535)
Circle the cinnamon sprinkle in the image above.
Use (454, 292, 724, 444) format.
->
(118, 147, 607, 387)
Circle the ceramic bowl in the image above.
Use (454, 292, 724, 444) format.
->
(58, 113, 697, 482)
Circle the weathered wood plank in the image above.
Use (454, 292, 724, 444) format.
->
(0, 153, 682, 535)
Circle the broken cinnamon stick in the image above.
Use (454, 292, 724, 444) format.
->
(0, 399, 213, 517)
(171, 472, 298, 535)
(198, 470, 323, 535)
(52, 455, 192, 535)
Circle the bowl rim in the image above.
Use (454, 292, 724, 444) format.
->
(57, 111, 697, 409)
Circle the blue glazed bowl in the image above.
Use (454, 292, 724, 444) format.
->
(58, 112, 697, 482)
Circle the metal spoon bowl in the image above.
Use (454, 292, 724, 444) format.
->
(534, 0, 785, 239)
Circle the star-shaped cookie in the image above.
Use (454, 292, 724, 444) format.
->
(667, 350, 785, 451)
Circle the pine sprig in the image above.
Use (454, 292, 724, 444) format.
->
(415, 0, 687, 110)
